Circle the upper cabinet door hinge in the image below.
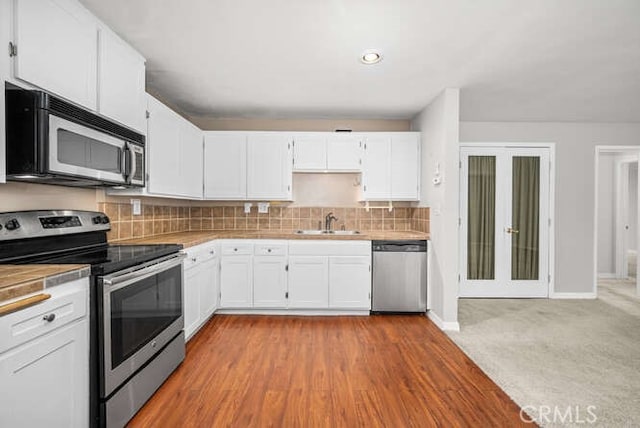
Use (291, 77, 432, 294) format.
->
(459, 160, 462, 169)
(285, 264, 289, 272)
(8, 42, 17, 57)
(145, 110, 150, 119)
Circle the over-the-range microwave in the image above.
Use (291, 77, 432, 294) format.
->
(5, 83, 145, 188)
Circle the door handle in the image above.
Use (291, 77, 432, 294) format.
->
(506, 227, 519, 234)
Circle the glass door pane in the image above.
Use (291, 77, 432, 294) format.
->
(57, 129, 124, 174)
(467, 156, 496, 280)
(511, 156, 540, 280)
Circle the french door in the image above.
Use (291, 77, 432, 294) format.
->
(459, 146, 551, 298)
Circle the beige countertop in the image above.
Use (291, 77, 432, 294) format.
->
(0, 264, 90, 309)
(117, 230, 430, 249)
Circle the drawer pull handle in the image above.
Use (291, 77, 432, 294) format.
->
(234, 248, 238, 252)
(267, 249, 272, 253)
(210, 250, 215, 255)
(43, 313, 56, 323)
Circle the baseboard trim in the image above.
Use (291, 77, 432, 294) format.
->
(215, 309, 371, 316)
(597, 273, 617, 279)
(427, 310, 460, 332)
(550, 292, 597, 299)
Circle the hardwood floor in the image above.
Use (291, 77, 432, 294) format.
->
(129, 315, 533, 427)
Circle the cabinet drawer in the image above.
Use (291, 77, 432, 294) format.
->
(288, 240, 371, 256)
(183, 244, 218, 269)
(254, 241, 287, 256)
(221, 241, 253, 255)
(0, 278, 88, 354)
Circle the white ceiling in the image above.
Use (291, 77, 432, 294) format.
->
(79, 0, 640, 122)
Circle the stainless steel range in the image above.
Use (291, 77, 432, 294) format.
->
(0, 210, 186, 428)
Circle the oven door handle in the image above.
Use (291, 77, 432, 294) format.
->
(102, 253, 186, 290)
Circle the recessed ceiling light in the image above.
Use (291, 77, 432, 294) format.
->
(360, 50, 382, 65)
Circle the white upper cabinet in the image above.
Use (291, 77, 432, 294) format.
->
(293, 133, 326, 171)
(13, 0, 98, 110)
(293, 133, 362, 172)
(146, 95, 203, 198)
(247, 133, 293, 200)
(146, 95, 180, 196)
(362, 132, 420, 201)
(390, 133, 420, 200)
(97, 27, 146, 133)
(0, 0, 8, 183)
(362, 135, 392, 199)
(177, 120, 203, 199)
(326, 134, 362, 171)
(204, 132, 247, 200)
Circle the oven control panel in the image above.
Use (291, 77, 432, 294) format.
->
(0, 210, 111, 241)
(40, 216, 82, 229)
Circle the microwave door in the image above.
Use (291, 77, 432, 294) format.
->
(48, 115, 127, 185)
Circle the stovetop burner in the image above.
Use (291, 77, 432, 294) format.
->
(39, 244, 183, 275)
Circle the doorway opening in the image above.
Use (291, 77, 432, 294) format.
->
(594, 147, 640, 298)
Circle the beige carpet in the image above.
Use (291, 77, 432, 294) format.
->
(448, 281, 640, 428)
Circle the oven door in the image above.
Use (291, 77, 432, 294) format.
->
(99, 253, 185, 397)
(49, 114, 128, 185)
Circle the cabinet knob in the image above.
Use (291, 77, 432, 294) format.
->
(42, 313, 56, 323)
(210, 250, 215, 255)
(267, 249, 272, 253)
(234, 248, 238, 252)
(192, 257, 197, 262)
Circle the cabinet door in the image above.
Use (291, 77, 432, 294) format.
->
(327, 134, 362, 171)
(288, 256, 329, 308)
(391, 133, 420, 200)
(0, 320, 88, 428)
(329, 256, 371, 309)
(199, 258, 218, 320)
(253, 256, 287, 308)
(178, 121, 203, 199)
(147, 95, 180, 195)
(204, 133, 247, 199)
(14, 0, 97, 109)
(247, 134, 293, 200)
(184, 264, 201, 340)
(362, 135, 392, 200)
(293, 134, 326, 171)
(98, 28, 146, 133)
(0, 0, 7, 183)
(220, 256, 253, 308)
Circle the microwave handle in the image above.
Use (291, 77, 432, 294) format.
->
(124, 143, 136, 184)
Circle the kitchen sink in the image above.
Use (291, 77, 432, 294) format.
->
(295, 230, 361, 235)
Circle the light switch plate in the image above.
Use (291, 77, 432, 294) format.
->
(244, 203, 252, 214)
(258, 202, 269, 213)
(131, 199, 142, 216)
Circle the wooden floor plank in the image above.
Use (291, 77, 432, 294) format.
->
(128, 315, 534, 427)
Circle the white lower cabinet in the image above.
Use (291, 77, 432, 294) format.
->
(288, 256, 329, 308)
(219, 241, 254, 308)
(207, 239, 372, 312)
(183, 243, 219, 340)
(329, 256, 371, 309)
(0, 278, 89, 428)
(253, 241, 288, 308)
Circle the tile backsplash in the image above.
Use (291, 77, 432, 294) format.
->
(100, 202, 430, 242)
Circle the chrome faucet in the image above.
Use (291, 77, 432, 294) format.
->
(325, 212, 338, 231)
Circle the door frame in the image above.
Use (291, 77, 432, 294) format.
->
(593, 146, 640, 297)
(459, 142, 556, 298)
(615, 155, 638, 279)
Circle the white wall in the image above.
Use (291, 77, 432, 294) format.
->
(597, 153, 616, 275)
(411, 88, 460, 330)
(460, 122, 640, 294)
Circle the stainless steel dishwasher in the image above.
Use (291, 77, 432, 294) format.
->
(372, 240, 427, 313)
